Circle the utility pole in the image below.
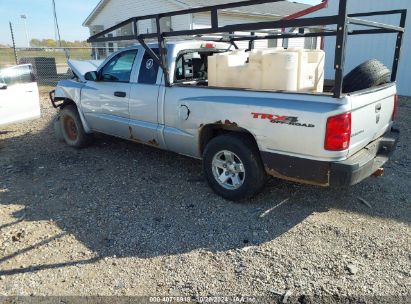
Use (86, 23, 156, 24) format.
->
(52, 0, 62, 47)
(20, 14, 30, 47)
(52, 0, 69, 59)
(9, 22, 18, 64)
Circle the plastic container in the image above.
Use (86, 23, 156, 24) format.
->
(261, 50, 299, 91)
(298, 49, 325, 93)
(208, 48, 325, 93)
(208, 50, 249, 88)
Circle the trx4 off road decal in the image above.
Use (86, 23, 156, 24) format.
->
(251, 113, 315, 128)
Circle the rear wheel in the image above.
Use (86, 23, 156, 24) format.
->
(203, 134, 267, 201)
(60, 105, 90, 148)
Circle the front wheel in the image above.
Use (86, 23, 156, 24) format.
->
(60, 105, 90, 148)
(203, 134, 267, 201)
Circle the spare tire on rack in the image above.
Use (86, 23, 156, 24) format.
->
(342, 59, 391, 93)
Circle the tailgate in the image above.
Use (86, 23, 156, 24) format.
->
(348, 84, 396, 157)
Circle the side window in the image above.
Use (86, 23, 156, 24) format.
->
(100, 50, 137, 83)
(0, 65, 35, 86)
(138, 49, 160, 85)
(174, 51, 209, 82)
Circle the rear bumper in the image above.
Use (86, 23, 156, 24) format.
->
(261, 128, 399, 187)
(329, 128, 399, 187)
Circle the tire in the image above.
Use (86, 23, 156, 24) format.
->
(59, 105, 90, 148)
(203, 134, 267, 201)
(343, 59, 390, 93)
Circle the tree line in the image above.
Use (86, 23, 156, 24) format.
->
(0, 39, 90, 48)
(30, 39, 90, 47)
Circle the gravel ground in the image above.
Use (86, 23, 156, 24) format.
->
(0, 92, 410, 302)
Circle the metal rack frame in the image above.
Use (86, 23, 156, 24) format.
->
(88, 0, 407, 98)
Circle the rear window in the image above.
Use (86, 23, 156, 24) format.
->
(174, 49, 226, 83)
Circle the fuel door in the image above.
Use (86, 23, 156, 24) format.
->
(178, 104, 190, 121)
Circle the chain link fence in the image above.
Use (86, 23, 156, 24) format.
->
(0, 47, 111, 87)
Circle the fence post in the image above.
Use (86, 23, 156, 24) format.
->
(9, 22, 18, 65)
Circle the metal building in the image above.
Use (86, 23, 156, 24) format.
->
(83, 0, 311, 56)
(307, 0, 411, 96)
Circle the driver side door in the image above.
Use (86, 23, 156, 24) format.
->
(81, 49, 138, 138)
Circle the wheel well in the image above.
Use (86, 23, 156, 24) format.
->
(60, 98, 76, 109)
(199, 124, 259, 156)
(58, 98, 92, 135)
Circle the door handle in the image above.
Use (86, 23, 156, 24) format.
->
(114, 91, 127, 98)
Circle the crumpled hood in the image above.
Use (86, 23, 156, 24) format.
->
(68, 59, 103, 82)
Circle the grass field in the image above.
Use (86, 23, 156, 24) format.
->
(0, 48, 93, 69)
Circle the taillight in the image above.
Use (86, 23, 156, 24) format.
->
(325, 112, 352, 151)
(392, 95, 398, 121)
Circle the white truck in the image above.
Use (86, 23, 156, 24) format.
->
(50, 0, 405, 200)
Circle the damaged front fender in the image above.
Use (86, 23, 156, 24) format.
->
(52, 79, 92, 134)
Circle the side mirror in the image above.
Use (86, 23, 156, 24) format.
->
(85, 71, 98, 81)
(0, 82, 7, 90)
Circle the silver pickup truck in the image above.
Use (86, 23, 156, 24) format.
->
(51, 40, 399, 200)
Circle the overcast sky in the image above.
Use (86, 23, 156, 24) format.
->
(0, 0, 321, 47)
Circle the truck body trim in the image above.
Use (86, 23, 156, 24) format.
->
(261, 128, 399, 187)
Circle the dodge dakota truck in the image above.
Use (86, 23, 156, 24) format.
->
(50, 40, 399, 200)
(50, 0, 405, 200)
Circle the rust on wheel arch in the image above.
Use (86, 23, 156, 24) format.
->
(214, 120, 239, 127)
(198, 121, 255, 156)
